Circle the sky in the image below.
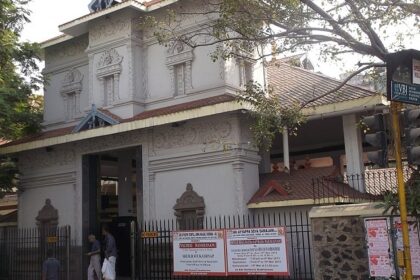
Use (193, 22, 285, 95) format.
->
(21, 0, 420, 80)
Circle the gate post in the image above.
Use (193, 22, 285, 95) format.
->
(66, 225, 71, 280)
(130, 221, 136, 280)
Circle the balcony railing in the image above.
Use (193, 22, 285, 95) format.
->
(312, 167, 413, 205)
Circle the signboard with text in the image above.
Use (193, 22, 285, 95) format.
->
(390, 81, 420, 105)
(225, 227, 289, 276)
(364, 218, 394, 277)
(387, 50, 420, 104)
(172, 230, 226, 276)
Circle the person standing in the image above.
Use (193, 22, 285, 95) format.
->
(102, 225, 117, 280)
(87, 234, 102, 280)
(42, 249, 60, 280)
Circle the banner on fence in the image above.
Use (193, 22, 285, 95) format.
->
(226, 227, 289, 276)
(172, 227, 289, 276)
(172, 230, 226, 276)
(364, 218, 394, 277)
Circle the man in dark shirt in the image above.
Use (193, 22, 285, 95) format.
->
(42, 249, 60, 280)
(102, 225, 117, 280)
(87, 234, 102, 280)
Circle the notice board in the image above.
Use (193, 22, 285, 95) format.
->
(173, 227, 289, 276)
(172, 230, 226, 276)
(226, 227, 289, 276)
(365, 218, 394, 277)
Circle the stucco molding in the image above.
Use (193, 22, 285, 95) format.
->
(166, 41, 194, 96)
(61, 68, 84, 121)
(46, 37, 88, 65)
(149, 148, 260, 173)
(20, 171, 76, 189)
(18, 148, 76, 170)
(152, 120, 232, 151)
(89, 17, 131, 45)
(97, 48, 124, 106)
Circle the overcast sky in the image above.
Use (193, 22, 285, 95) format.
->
(21, 0, 90, 43)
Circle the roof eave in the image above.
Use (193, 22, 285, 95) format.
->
(58, 1, 146, 38)
(0, 100, 244, 154)
(41, 0, 178, 48)
(302, 94, 389, 119)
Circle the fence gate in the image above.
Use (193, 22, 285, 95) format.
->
(0, 225, 71, 280)
(134, 212, 314, 280)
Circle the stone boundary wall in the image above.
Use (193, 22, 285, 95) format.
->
(309, 203, 386, 280)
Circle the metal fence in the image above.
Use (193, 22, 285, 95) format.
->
(136, 211, 313, 280)
(312, 167, 413, 205)
(0, 225, 71, 280)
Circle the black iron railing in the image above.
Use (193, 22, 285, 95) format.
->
(312, 167, 413, 205)
(136, 211, 313, 280)
(0, 225, 71, 280)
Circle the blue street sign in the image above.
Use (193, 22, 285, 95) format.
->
(390, 81, 420, 105)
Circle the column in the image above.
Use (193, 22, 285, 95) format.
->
(118, 151, 134, 216)
(259, 150, 272, 174)
(232, 161, 245, 215)
(343, 114, 365, 190)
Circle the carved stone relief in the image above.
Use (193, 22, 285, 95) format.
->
(46, 37, 88, 65)
(97, 49, 123, 106)
(173, 183, 205, 230)
(153, 120, 233, 150)
(18, 147, 76, 171)
(89, 17, 130, 44)
(61, 68, 84, 121)
(166, 41, 194, 96)
(36, 199, 59, 228)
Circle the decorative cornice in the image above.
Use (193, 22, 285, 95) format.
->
(149, 148, 260, 173)
(20, 171, 76, 189)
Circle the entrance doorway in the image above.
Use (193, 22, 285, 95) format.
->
(82, 146, 142, 279)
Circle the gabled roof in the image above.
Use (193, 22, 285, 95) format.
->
(267, 61, 382, 108)
(248, 166, 372, 208)
(73, 105, 120, 133)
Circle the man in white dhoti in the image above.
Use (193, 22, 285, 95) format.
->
(102, 225, 117, 280)
(87, 234, 102, 280)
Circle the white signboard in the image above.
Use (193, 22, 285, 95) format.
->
(226, 227, 289, 276)
(365, 218, 394, 277)
(413, 59, 420, 85)
(393, 217, 420, 276)
(172, 230, 226, 276)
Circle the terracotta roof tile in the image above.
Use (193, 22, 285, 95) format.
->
(248, 166, 373, 205)
(127, 94, 235, 121)
(0, 95, 236, 148)
(267, 62, 380, 107)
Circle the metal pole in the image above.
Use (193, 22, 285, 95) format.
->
(390, 101, 413, 280)
(130, 221, 136, 280)
(66, 225, 70, 280)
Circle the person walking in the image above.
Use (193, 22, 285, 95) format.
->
(101, 225, 117, 280)
(87, 234, 102, 280)
(42, 249, 60, 280)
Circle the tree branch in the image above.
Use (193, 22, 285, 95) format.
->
(300, 63, 386, 108)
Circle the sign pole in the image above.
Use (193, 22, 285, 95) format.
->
(390, 101, 413, 280)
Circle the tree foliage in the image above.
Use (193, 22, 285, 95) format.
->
(0, 0, 43, 196)
(145, 0, 419, 148)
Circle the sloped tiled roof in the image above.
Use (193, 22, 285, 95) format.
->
(0, 95, 235, 148)
(267, 61, 380, 107)
(249, 166, 372, 205)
